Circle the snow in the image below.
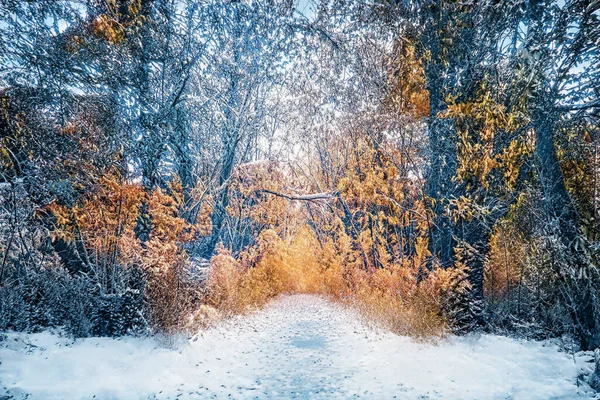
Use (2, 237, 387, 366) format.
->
(0, 295, 596, 399)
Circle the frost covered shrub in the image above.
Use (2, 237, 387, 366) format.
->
(0, 177, 199, 337)
(0, 285, 27, 331)
(47, 178, 201, 334)
(0, 268, 148, 337)
(484, 235, 576, 340)
(0, 269, 96, 336)
(482, 195, 590, 342)
(93, 289, 147, 336)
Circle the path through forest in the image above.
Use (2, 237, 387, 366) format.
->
(0, 295, 596, 399)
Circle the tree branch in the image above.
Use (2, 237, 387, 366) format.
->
(258, 189, 338, 202)
(558, 100, 600, 112)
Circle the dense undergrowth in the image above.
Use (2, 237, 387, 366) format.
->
(204, 226, 450, 340)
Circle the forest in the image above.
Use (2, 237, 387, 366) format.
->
(1, 0, 600, 398)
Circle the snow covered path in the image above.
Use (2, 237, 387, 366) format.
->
(0, 295, 596, 399)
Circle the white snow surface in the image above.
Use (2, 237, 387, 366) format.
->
(0, 294, 597, 399)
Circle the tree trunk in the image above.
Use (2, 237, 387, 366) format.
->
(533, 102, 600, 350)
(132, 0, 159, 245)
(42, 213, 93, 276)
(422, 2, 459, 269)
(201, 138, 237, 258)
(201, 17, 242, 258)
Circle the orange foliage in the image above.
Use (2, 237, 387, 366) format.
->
(207, 226, 323, 314)
(316, 226, 446, 339)
(445, 89, 529, 191)
(89, 0, 146, 45)
(335, 135, 429, 271)
(91, 14, 126, 44)
(484, 222, 526, 303)
(386, 41, 430, 119)
(46, 143, 448, 339)
(207, 219, 447, 339)
(227, 161, 300, 239)
(48, 175, 199, 332)
(297, 134, 446, 339)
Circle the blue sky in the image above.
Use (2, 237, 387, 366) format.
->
(296, 0, 316, 20)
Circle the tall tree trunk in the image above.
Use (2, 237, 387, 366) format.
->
(173, 121, 198, 224)
(525, 0, 600, 350)
(202, 138, 237, 258)
(201, 12, 243, 258)
(532, 100, 600, 350)
(133, 0, 158, 245)
(422, 2, 459, 269)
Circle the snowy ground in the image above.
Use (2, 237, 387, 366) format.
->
(0, 294, 597, 399)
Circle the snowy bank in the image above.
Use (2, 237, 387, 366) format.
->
(0, 295, 597, 399)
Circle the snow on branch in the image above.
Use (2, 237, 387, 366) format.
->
(257, 189, 339, 202)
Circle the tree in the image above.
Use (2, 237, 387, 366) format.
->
(517, 0, 600, 349)
(196, 0, 302, 257)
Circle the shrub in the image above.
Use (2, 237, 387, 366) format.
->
(205, 225, 447, 340)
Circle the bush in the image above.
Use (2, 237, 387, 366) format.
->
(0, 267, 148, 337)
(205, 226, 447, 340)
